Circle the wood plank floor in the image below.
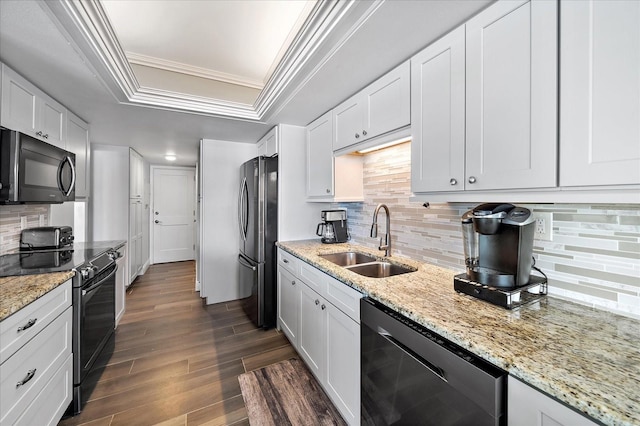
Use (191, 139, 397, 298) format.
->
(59, 260, 297, 426)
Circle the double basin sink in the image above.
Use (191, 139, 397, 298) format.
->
(319, 252, 416, 278)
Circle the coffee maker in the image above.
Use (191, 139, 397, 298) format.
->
(459, 203, 537, 288)
(316, 209, 349, 244)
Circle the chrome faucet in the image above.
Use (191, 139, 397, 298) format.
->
(371, 203, 391, 257)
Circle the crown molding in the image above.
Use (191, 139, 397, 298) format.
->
(39, 0, 377, 122)
(126, 52, 265, 90)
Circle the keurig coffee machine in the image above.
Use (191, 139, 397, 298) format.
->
(316, 209, 349, 244)
(454, 203, 547, 308)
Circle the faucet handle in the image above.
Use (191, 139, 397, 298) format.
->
(370, 223, 378, 238)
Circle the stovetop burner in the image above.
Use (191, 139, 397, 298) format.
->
(454, 274, 547, 309)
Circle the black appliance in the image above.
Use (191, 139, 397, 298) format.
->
(454, 203, 547, 308)
(0, 129, 76, 204)
(20, 226, 74, 249)
(316, 209, 349, 243)
(361, 298, 507, 425)
(237, 156, 277, 328)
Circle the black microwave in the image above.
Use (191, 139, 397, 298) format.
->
(0, 129, 76, 204)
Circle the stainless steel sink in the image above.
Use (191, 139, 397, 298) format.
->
(345, 262, 416, 278)
(319, 252, 377, 267)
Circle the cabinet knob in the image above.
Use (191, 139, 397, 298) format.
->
(468, 176, 477, 184)
(283, 259, 289, 264)
(321, 304, 326, 310)
(326, 188, 330, 194)
(43, 134, 49, 139)
(362, 130, 367, 136)
(355, 133, 360, 139)
(36, 131, 43, 136)
(315, 299, 320, 305)
(154, 220, 160, 224)
(291, 280, 296, 285)
(450, 178, 457, 186)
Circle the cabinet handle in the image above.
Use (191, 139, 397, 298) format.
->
(450, 178, 457, 186)
(283, 259, 289, 264)
(16, 369, 36, 388)
(36, 131, 43, 136)
(321, 304, 326, 310)
(468, 176, 477, 184)
(315, 299, 320, 305)
(362, 130, 367, 136)
(355, 133, 360, 139)
(17, 318, 37, 332)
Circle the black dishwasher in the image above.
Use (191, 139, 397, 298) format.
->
(361, 298, 506, 425)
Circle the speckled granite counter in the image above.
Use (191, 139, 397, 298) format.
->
(0, 271, 74, 320)
(277, 240, 640, 426)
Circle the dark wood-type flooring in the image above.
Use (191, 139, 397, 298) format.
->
(59, 260, 297, 426)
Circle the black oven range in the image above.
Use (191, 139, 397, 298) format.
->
(0, 242, 123, 415)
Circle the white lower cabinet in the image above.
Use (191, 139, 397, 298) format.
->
(508, 376, 598, 426)
(0, 282, 72, 426)
(277, 248, 362, 425)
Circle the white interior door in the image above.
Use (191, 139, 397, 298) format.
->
(152, 167, 196, 264)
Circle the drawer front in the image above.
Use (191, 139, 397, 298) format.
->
(0, 280, 72, 364)
(299, 261, 327, 297)
(325, 275, 363, 324)
(0, 307, 72, 425)
(278, 249, 298, 275)
(13, 353, 72, 426)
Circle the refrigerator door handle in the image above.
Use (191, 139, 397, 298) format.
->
(238, 176, 247, 241)
(238, 254, 257, 271)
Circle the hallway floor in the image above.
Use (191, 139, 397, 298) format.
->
(59, 260, 296, 426)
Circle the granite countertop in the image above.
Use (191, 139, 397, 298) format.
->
(277, 240, 640, 426)
(0, 271, 75, 321)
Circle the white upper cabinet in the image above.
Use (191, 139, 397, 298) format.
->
(1, 64, 66, 148)
(129, 149, 144, 199)
(560, 0, 640, 187)
(306, 111, 334, 198)
(411, 25, 466, 193)
(333, 61, 410, 152)
(257, 126, 278, 157)
(66, 111, 90, 198)
(465, 0, 557, 190)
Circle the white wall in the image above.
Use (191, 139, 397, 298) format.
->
(200, 138, 256, 304)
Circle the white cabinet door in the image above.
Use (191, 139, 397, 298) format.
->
(277, 267, 300, 347)
(66, 112, 89, 198)
(363, 61, 410, 142)
(465, 0, 557, 190)
(129, 149, 144, 199)
(129, 199, 143, 283)
(1, 64, 38, 135)
(333, 96, 363, 151)
(508, 377, 598, 426)
(325, 304, 360, 426)
(411, 25, 466, 193)
(298, 283, 326, 380)
(115, 244, 127, 325)
(560, 0, 640, 186)
(38, 96, 66, 149)
(306, 111, 334, 198)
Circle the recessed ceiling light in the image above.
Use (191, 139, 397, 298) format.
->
(165, 155, 177, 161)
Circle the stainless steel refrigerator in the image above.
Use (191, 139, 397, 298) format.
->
(237, 156, 278, 328)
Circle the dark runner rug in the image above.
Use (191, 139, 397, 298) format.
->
(238, 358, 347, 426)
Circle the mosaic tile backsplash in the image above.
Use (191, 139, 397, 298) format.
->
(336, 142, 640, 318)
(0, 205, 50, 254)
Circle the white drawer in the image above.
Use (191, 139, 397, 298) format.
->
(0, 280, 72, 364)
(278, 249, 298, 275)
(299, 261, 327, 297)
(0, 307, 72, 426)
(325, 274, 363, 324)
(13, 353, 72, 426)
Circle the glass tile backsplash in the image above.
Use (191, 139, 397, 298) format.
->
(336, 142, 640, 318)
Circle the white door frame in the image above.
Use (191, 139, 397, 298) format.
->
(150, 165, 197, 265)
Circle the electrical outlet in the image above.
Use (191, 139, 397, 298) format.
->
(532, 212, 553, 241)
(20, 216, 28, 230)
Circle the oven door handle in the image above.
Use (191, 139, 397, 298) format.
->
(82, 265, 117, 296)
(378, 328, 448, 383)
